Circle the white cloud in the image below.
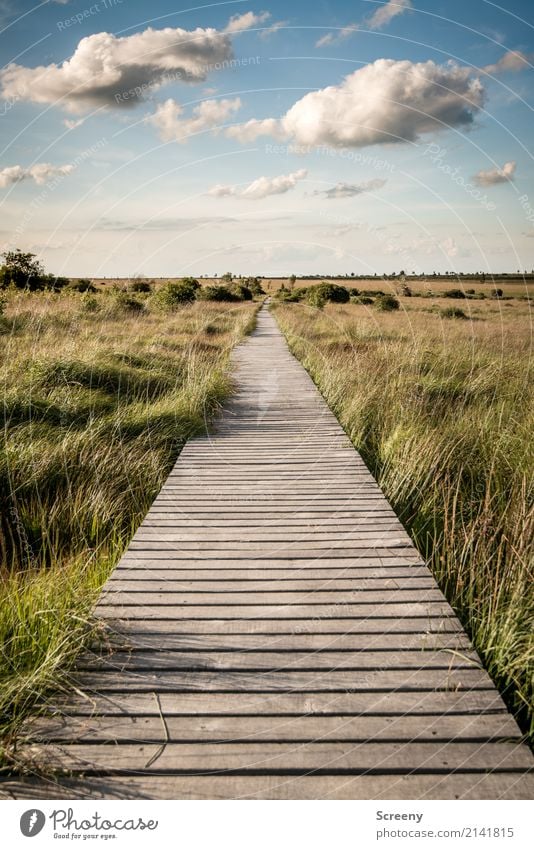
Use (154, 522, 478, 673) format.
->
(209, 168, 307, 199)
(228, 59, 484, 149)
(316, 25, 358, 49)
(368, 0, 412, 30)
(316, 178, 387, 198)
(482, 50, 533, 75)
(0, 163, 74, 188)
(0, 25, 233, 113)
(316, 0, 411, 48)
(224, 11, 271, 34)
(63, 117, 84, 130)
(473, 161, 516, 186)
(225, 116, 285, 143)
(260, 20, 288, 39)
(147, 97, 241, 142)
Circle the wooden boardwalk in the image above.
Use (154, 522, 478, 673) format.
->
(3, 306, 533, 800)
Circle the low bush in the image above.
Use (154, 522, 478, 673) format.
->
(80, 294, 100, 314)
(276, 286, 305, 303)
(375, 294, 400, 311)
(129, 280, 152, 294)
(443, 289, 467, 299)
(441, 306, 468, 319)
(244, 277, 265, 296)
(199, 285, 239, 302)
(228, 283, 253, 301)
(69, 278, 96, 293)
(307, 283, 350, 309)
(152, 279, 199, 311)
(111, 290, 145, 313)
(200, 284, 253, 302)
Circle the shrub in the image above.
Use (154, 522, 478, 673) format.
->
(80, 294, 100, 314)
(492, 288, 504, 298)
(111, 290, 144, 313)
(129, 280, 152, 293)
(352, 295, 374, 306)
(244, 277, 265, 296)
(198, 285, 237, 302)
(228, 283, 253, 301)
(69, 278, 96, 293)
(307, 283, 350, 308)
(375, 294, 400, 311)
(43, 275, 70, 292)
(441, 306, 468, 319)
(152, 280, 199, 311)
(443, 289, 467, 299)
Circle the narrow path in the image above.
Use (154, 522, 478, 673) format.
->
(3, 307, 533, 800)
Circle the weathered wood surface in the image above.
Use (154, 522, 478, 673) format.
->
(2, 306, 532, 801)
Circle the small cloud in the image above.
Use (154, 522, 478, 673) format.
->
(0, 162, 74, 187)
(316, 0, 411, 48)
(316, 24, 358, 48)
(315, 178, 387, 199)
(260, 20, 288, 39)
(473, 161, 516, 186)
(368, 0, 413, 30)
(224, 11, 271, 34)
(208, 184, 236, 198)
(209, 168, 307, 199)
(147, 97, 242, 143)
(482, 50, 533, 75)
(63, 117, 84, 130)
(225, 116, 284, 143)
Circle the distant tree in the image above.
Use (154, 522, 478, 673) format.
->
(0, 249, 44, 289)
(288, 274, 297, 291)
(221, 272, 233, 284)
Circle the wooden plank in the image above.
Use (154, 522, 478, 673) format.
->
(73, 667, 493, 691)
(41, 690, 510, 717)
(106, 578, 438, 591)
(26, 713, 521, 744)
(91, 632, 472, 652)
(3, 773, 532, 800)
(78, 649, 480, 672)
(23, 741, 534, 772)
(98, 590, 445, 605)
(105, 617, 461, 634)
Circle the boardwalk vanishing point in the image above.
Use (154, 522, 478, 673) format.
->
(2, 306, 533, 800)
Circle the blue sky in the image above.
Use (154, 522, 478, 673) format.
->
(0, 0, 533, 276)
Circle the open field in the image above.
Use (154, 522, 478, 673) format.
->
(272, 296, 534, 743)
(0, 289, 257, 754)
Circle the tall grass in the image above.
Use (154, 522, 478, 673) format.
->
(273, 299, 534, 742)
(0, 290, 257, 755)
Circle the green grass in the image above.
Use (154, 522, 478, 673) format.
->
(0, 290, 258, 761)
(272, 298, 534, 743)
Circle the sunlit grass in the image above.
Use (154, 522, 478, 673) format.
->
(273, 298, 534, 742)
(0, 290, 258, 757)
